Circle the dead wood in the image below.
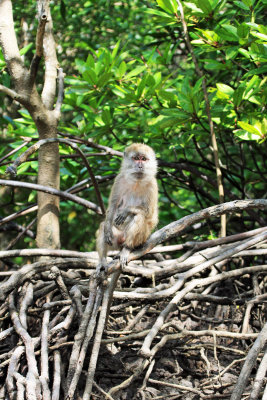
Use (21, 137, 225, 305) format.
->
(0, 201, 267, 399)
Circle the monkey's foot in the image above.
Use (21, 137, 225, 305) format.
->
(120, 247, 130, 268)
(96, 261, 108, 277)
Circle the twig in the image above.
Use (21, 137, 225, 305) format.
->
(9, 292, 41, 399)
(140, 231, 267, 357)
(0, 179, 102, 214)
(40, 294, 52, 400)
(51, 351, 61, 400)
(249, 350, 267, 400)
(29, 12, 47, 84)
(230, 322, 267, 400)
(148, 378, 205, 398)
(5, 137, 105, 215)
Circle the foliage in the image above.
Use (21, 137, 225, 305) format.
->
(0, 0, 266, 253)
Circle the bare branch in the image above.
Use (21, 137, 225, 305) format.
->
(0, 179, 102, 214)
(6, 137, 106, 215)
(0, 84, 26, 104)
(29, 13, 48, 84)
(230, 323, 267, 400)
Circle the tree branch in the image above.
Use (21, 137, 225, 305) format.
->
(0, 179, 102, 214)
(5, 138, 105, 215)
(0, 0, 26, 88)
(29, 12, 48, 85)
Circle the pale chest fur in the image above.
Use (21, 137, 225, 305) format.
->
(117, 177, 153, 209)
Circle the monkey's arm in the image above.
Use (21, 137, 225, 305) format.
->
(114, 206, 146, 226)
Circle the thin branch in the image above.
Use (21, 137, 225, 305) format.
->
(230, 323, 267, 400)
(29, 12, 47, 84)
(0, 84, 26, 104)
(5, 137, 105, 215)
(0, 179, 102, 214)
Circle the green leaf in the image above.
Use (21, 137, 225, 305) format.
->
(233, 86, 245, 107)
(97, 72, 111, 88)
(117, 61, 127, 78)
(125, 65, 146, 79)
(233, 0, 250, 9)
(111, 40, 121, 60)
(19, 43, 33, 56)
(197, 0, 213, 14)
(238, 121, 262, 136)
(216, 83, 234, 96)
(156, 0, 176, 14)
(184, 2, 204, 14)
(102, 108, 111, 125)
(83, 68, 97, 85)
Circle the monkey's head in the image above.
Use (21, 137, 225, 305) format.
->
(122, 143, 157, 180)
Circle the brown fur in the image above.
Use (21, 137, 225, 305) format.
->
(96, 143, 158, 267)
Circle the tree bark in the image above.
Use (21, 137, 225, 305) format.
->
(0, 0, 61, 250)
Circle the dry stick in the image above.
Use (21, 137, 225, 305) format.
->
(0, 179, 101, 214)
(65, 276, 99, 391)
(6, 137, 105, 216)
(29, 11, 47, 84)
(51, 351, 61, 400)
(82, 283, 112, 400)
(249, 350, 267, 400)
(109, 199, 267, 273)
(19, 282, 33, 330)
(0, 258, 91, 302)
(230, 322, 267, 400)
(92, 381, 115, 400)
(66, 286, 104, 400)
(6, 217, 36, 250)
(9, 292, 41, 400)
(6, 346, 25, 400)
(0, 248, 98, 259)
(148, 378, 205, 398)
(0, 204, 38, 227)
(14, 372, 26, 400)
(40, 294, 52, 400)
(176, 0, 226, 237)
(141, 231, 267, 357)
(0, 139, 31, 164)
(109, 359, 150, 397)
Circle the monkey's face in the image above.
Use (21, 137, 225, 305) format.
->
(123, 149, 157, 180)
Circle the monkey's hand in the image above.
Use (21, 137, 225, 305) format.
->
(114, 210, 129, 226)
(104, 225, 114, 246)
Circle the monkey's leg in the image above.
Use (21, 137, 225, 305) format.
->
(96, 222, 109, 271)
(124, 214, 150, 249)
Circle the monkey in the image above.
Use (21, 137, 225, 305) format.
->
(96, 143, 158, 269)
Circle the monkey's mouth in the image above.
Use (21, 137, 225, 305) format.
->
(133, 171, 144, 179)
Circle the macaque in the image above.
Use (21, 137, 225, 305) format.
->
(97, 143, 158, 268)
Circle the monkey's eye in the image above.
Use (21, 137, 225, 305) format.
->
(133, 155, 139, 161)
(141, 156, 147, 161)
